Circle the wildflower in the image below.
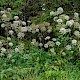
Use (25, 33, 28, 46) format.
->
(32, 39, 36, 43)
(9, 30, 14, 35)
(15, 48, 19, 52)
(0, 10, 5, 14)
(43, 3, 45, 6)
(31, 39, 36, 45)
(27, 26, 32, 32)
(66, 20, 74, 27)
(1, 47, 6, 53)
(27, 20, 31, 23)
(66, 21, 71, 26)
(7, 8, 11, 11)
(47, 41, 54, 47)
(13, 21, 20, 26)
(52, 38, 57, 41)
(50, 11, 55, 16)
(70, 20, 74, 24)
(2, 14, 7, 18)
(74, 31, 80, 38)
(22, 21, 26, 26)
(72, 39, 77, 45)
(32, 30, 36, 34)
(1, 23, 5, 28)
(44, 44, 48, 48)
(64, 15, 69, 20)
(74, 22, 80, 28)
(35, 29, 39, 32)
(57, 19, 63, 23)
(45, 36, 50, 40)
(53, 17, 58, 22)
(66, 28, 71, 33)
(21, 27, 28, 32)
(42, 7, 45, 11)
(9, 42, 13, 47)
(31, 41, 34, 45)
(47, 26, 52, 33)
(66, 45, 71, 50)
(17, 32, 25, 38)
(40, 27, 46, 32)
(62, 52, 66, 56)
(39, 43, 43, 47)
(31, 24, 38, 31)
(59, 28, 66, 34)
(56, 41, 61, 46)
(47, 29, 52, 33)
(35, 42, 39, 46)
(74, 12, 79, 17)
(7, 37, 11, 41)
(57, 7, 63, 14)
(14, 16, 19, 20)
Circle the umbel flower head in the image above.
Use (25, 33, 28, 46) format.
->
(56, 41, 61, 46)
(2, 14, 7, 18)
(47, 41, 54, 47)
(21, 27, 28, 32)
(9, 30, 14, 35)
(9, 42, 13, 47)
(15, 48, 19, 52)
(22, 21, 26, 26)
(7, 37, 11, 41)
(0, 10, 5, 14)
(74, 12, 79, 21)
(7, 8, 11, 11)
(45, 36, 50, 40)
(1, 47, 6, 53)
(50, 11, 55, 16)
(39, 43, 43, 47)
(44, 44, 48, 48)
(66, 45, 71, 50)
(57, 7, 63, 14)
(74, 30, 80, 38)
(17, 32, 25, 39)
(1, 23, 6, 28)
(66, 20, 74, 27)
(57, 19, 63, 23)
(59, 28, 66, 34)
(14, 16, 19, 20)
(72, 39, 77, 45)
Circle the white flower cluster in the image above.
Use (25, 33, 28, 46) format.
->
(0, 39, 13, 57)
(0, 7, 80, 56)
(0, 39, 25, 58)
(66, 20, 74, 27)
(50, 7, 63, 16)
(74, 12, 79, 21)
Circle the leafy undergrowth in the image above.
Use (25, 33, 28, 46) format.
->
(0, 2, 80, 80)
(0, 36, 80, 80)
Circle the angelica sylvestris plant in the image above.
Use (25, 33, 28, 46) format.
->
(0, 8, 28, 39)
(0, 7, 80, 57)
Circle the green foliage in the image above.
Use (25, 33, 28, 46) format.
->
(0, 0, 26, 9)
(0, 41, 80, 80)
